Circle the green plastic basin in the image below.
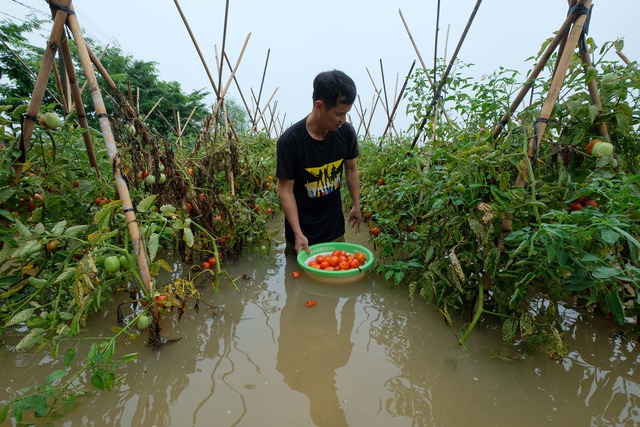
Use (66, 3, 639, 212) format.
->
(296, 242, 375, 284)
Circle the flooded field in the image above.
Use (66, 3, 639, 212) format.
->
(1, 226, 639, 426)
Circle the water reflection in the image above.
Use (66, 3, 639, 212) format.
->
(276, 254, 355, 426)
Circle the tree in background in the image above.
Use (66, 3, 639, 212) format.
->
(0, 17, 249, 143)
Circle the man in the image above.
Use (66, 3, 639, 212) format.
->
(276, 70, 362, 255)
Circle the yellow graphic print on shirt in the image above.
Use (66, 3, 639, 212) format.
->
(304, 159, 343, 198)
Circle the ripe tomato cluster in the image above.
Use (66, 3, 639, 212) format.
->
(307, 250, 367, 272)
(202, 257, 217, 269)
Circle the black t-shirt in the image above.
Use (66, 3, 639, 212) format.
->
(276, 117, 359, 245)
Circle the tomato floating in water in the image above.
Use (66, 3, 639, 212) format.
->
(305, 300, 316, 307)
(290, 271, 301, 279)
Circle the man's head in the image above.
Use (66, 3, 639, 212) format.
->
(312, 70, 357, 109)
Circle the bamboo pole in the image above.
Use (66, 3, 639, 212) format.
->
(223, 52, 256, 125)
(580, 47, 609, 140)
(255, 49, 271, 119)
(248, 87, 278, 134)
(13, 0, 71, 176)
(218, 0, 231, 97)
(398, 9, 453, 126)
(59, 33, 101, 177)
(214, 33, 251, 114)
(366, 67, 400, 141)
(492, 11, 577, 139)
(65, 3, 153, 297)
(616, 50, 632, 65)
(517, 0, 592, 186)
(250, 88, 271, 132)
(411, 0, 483, 149)
(499, 1, 592, 238)
(383, 60, 416, 138)
(172, 0, 220, 98)
(51, 60, 69, 115)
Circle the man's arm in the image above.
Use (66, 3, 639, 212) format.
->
(277, 178, 310, 254)
(344, 158, 362, 232)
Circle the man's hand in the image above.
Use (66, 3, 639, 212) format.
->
(295, 234, 311, 254)
(347, 206, 362, 233)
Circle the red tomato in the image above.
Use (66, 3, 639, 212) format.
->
(324, 266, 334, 271)
(305, 300, 316, 307)
(320, 261, 330, 269)
(309, 262, 321, 269)
(355, 252, 367, 264)
(208, 257, 217, 265)
(349, 259, 360, 269)
(370, 226, 380, 236)
(202, 261, 211, 269)
(316, 255, 325, 263)
(377, 178, 384, 185)
(338, 261, 350, 270)
(155, 295, 168, 307)
(338, 250, 347, 257)
(329, 256, 340, 267)
(290, 271, 301, 279)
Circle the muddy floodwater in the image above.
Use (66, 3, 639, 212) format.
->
(1, 224, 640, 426)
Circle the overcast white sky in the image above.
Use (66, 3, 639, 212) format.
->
(1, 0, 638, 136)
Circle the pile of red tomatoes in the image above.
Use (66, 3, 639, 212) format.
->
(307, 250, 367, 271)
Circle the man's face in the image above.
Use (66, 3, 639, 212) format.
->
(319, 101, 352, 131)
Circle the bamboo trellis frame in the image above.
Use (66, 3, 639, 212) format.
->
(13, 1, 160, 339)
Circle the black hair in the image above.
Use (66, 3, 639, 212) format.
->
(312, 70, 357, 109)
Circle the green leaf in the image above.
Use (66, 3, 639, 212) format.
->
(119, 353, 139, 363)
(27, 277, 49, 288)
(600, 229, 620, 245)
(15, 395, 47, 418)
(137, 195, 158, 213)
(502, 318, 517, 343)
(102, 371, 116, 391)
(0, 209, 15, 222)
(91, 369, 105, 390)
(50, 220, 67, 236)
(45, 368, 68, 384)
(0, 403, 9, 423)
(64, 348, 77, 368)
(87, 343, 99, 364)
(11, 239, 42, 259)
(605, 291, 625, 325)
(64, 225, 88, 237)
(54, 267, 76, 284)
(393, 271, 406, 285)
(592, 266, 622, 279)
(14, 219, 31, 238)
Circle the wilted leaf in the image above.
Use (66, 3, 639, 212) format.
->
(5, 308, 35, 327)
(148, 233, 160, 261)
(15, 328, 45, 351)
(183, 228, 194, 247)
